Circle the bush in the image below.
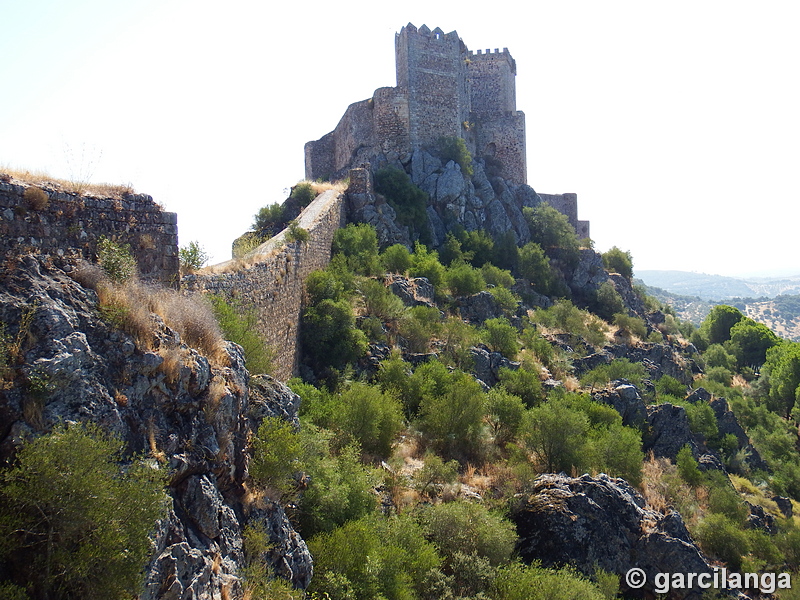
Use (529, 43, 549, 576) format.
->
(695, 513, 750, 570)
(210, 295, 274, 374)
(286, 219, 309, 243)
(374, 167, 431, 243)
(23, 186, 49, 210)
(533, 300, 607, 348)
(382, 243, 412, 274)
(179, 240, 210, 272)
(518, 241, 556, 294)
(298, 434, 380, 536)
(249, 416, 304, 499)
(493, 562, 608, 600)
(358, 278, 405, 322)
(332, 382, 404, 457)
(446, 261, 486, 297)
(417, 368, 486, 460)
(656, 374, 686, 398)
(302, 298, 368, 372)
(498, 366, 543, 407)
(676, 444, 703, 487)
(489, 286, 520, 316)
(409, 242, 445, 290)
(436, 136, 473, 176)
(252, 202, 285, 231)
(398, 305, 442, 353)
(580, 358, 647, 390)
(481, 263, 515, 288)
(97, 236, 137, 283)
(308, 514, 441, 600)
(524, 398, 591, 474)
(613, 312, 648, 340)
(290, 181, 317, 207)
(524, 203, 579, 265)
(413, 452, 460, 497)
(601, 246, 633, 279)
(333, 223, 381, 275)
(0, 423, 166, 599)
(421, 501, 515, 568)
(483, 317, 519, 360)
(487, 387, 527, 444)
(592, 280, 625, 321)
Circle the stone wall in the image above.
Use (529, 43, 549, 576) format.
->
(538, 192, 590, 239)
(0, 180, 179, 284)
(184, 189, 347, 381)
(468, 49, 517, 116)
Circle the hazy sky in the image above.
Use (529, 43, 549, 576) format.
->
(1, 1, 798, 277)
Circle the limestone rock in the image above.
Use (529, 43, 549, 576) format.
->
(512, 473, 712, 599)
(592, 380, 647, 429)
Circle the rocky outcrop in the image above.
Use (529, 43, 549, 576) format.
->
(592, 380, 648, 429)
(0, 256, 312, 598)
(469, 345, 520, 387)
(512, 473, 712, 599)
(386, 274, 435, 307)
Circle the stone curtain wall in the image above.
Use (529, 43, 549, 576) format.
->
(0, 181, 179, 284)
(468, 49, 517, 116)
(184, 189, 347, 381)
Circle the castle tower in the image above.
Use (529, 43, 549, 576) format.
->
(395, 24, 470, 150)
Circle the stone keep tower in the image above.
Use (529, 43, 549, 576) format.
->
(305, 23, 528, 185)
(394, 24, 470, 149)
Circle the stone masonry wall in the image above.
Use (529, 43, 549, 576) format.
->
(184, 189, 347, 381)
(0, 180, 179, 284)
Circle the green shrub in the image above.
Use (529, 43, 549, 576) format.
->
(592, 280, 625, 321)
(695, 513, 750, 570)
(601, 246, 633, 279)
(436, 136, 473, 176)
(97, 236, 137, 283)
(489, 286, 520, 316)
(302, 298, 368, 372)
(483, 317, 519, 360)
(374, 167, 431, 243)
(333, 223, 381, 275)
(461, 229, 495, 267)
(704, 343, 738, 371)
(684, 401, 719, 439)
(286, 219, 309, 243)
(210, 295, 275, 374)
(308, 514, 441, 600)
(417, 369, 486, 460)
(498, 366, 543, 407)
(446, 261, 486, 297)
(518, 241, 556, 294)
(409, 242, 445, 290)
(298, 436, 379, 536)
(179, 240, 210, 272)
(487, 387, 527, 444)
(439, 316, 479, 370)
(580, 358, 647, 390)
(613, 312, 648, 340)
(656, 374, 686, 399)
(382, 243, 412, 274)
(249, 416, 304, 499)
(533, 299, 607, 348)
(422, 502, 515, 570)
(481, 263, 515, 288)
(358, 278, 405, 322)
(290, 181, 317, 207)
(332, 382, 404, 457)
(0, 423, 166, 600)
(252, 202, 285, 231)
(398, 305, 442, 353)
(493, 562, 608, 600)
(705, 365, 734, 386)
(413, 452, 460, 497)
(524, 398, 591, 474)
(676, 444, 703, 487)
(523, 203, 579, 265)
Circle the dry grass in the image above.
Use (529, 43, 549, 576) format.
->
(0, 165, 135, 199)
(158, 346, 183, 386)
(74, 262, 228, 365)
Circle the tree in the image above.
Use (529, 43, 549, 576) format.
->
(523, 204, 579, 265)
(764, 341, 800, 417)
(518, 242, 556, 295)
(601, 246, 633, 279)
(700, 305, 744, 346)
(446, 261, 486, 297)
(0, 424, 166, 600)
(524, 398, 591, 474)
(252, 202, 284, 231)
(332, 382, 404, 457)
(97, 236, 137, 283)
(382, 243, 412, 274)
(729, 317, 779, 368)
(302, 298, 368, 372)
(179, 240, 210, 272)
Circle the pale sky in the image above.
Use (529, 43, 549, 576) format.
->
(1, 1, 798, 277)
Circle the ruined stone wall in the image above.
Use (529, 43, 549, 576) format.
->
(0, 180, 179, 284)
(184, 189, 347, 381)
(538, 192, 590, 238)
(476, 112, 527, 184)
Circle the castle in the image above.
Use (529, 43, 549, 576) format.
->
(305, 23, 527, 185)
(305, 23, 589, 240)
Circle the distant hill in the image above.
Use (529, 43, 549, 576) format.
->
(636, 270, 800, 300)
(637, 275, 800, 342)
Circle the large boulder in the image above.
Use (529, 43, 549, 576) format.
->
(512, 473, 713, 599)
(592, 379, 648, 429)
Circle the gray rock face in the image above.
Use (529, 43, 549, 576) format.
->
(592, 380, 647, 429)
(0, 257, 312, 598)
(458, 291, 507, 324)
(512, 473, 712, 599)
(469, 345, 520, 387)
(386, 274, 435, 307)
